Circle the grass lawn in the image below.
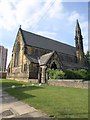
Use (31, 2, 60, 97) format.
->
(1, 79, 88, 118)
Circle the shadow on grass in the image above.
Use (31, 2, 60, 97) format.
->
(60, 112, 88, 115)
(4, 85, 44, 101)
(2, 82, 27, 88)
(59, 111, 88, 118)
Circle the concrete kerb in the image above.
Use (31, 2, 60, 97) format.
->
(1, 90, 49, 119)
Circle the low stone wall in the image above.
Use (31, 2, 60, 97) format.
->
(48, 79, 88, 89)
(7, 77, 29, 83)
(0, 72, 7, 79)
(29, 79, 38, 83)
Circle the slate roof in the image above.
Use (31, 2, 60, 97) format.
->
(26, 55, 38, 64)
(26, 52, 54, 65)
(39, 52, 85, 68)
(20, 28, 76, 56)
(62, 61, 85, 69)
(40, 51, 54, 65)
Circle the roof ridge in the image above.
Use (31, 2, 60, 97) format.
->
(21, 29, 75, 49)
(21, 28, 76, 56)
(40, 51, 55, 65)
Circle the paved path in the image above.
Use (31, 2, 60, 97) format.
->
(0, 88, 54, 119)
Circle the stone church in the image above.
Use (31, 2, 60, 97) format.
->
(7, 20, 86, 83)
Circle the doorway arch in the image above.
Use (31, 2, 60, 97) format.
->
(51, 62, 57, 70)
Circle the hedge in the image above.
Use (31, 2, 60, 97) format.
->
(47, 69, 65, 79)
(47, 69, 90, 80)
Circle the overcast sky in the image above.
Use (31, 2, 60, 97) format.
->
(0, 0, 88, 67)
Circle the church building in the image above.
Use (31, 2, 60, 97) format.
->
(7, 20, 86, 83)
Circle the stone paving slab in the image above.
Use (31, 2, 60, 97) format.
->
(11, 104, 37, 115)
(12, 101, 27, 106)
(28, 111, 47, 117)
(1, 91, 50, 119)
(16, 112, 49, 118)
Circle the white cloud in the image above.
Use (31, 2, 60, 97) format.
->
(0, 0, 63, 66)
(15, 0, 40, 27)
(0, 0, 88, 65)
(36, 31, 57, 39)
(0, 0, 62, 30)
(47, 0, 63, 18)
(68, 11, 84, 25)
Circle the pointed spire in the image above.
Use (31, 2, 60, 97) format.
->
(75, 19, 84, 65)
(76, 19, 81, 31)
(19, 25, 22, 30)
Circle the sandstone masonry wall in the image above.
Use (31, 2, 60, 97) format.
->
(48, 80, 88, 89)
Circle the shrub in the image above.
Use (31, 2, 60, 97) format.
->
(64, 69, 89, 79)
(47, 69, 55, 79)
(85, 74, 90, 80)
(64, 69, 81, 79)
(74, 69, 87, 79)
(84, 69, 90, 80)
(47, 69, 90, 80)
(54, 69, 65, 79)
(47, 69, 65, 79)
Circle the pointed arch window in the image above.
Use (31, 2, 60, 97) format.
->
(51, 62, 57, 70)
(14, 42, 20, 67)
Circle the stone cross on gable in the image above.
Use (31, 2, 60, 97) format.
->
(20, 25, 21, 29)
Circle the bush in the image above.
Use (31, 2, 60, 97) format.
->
(84, 69, 90, 80)
(64, 69, 89, 80)
(64, 69, 82, 79)
(47, 69, 90, 80)
(47, 69, 55, 79)
(47, 69, 65, 79)
(54, 70, 65, 79)
(74, 69, 87, 79)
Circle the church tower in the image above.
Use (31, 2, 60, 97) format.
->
(75, 19, 84, 65)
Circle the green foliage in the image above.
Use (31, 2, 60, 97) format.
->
(47, 69, 54, 79)
(64, 69, 90, 80)
(77, 69, 87, 79)
(47, 69, 65, 79)
(4, 80, 88, 118)
(85, 51, 90, 67)
(84, 69, 90, 80)
(65, 69, 81, 79)
(47, 69, 90, 80)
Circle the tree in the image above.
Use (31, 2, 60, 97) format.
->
(85, 51, 90, 68)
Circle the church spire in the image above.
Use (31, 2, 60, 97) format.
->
(20, 25, 21, 29)
(75, 19, 84, 65)
(19, 25, 22, 30)
(76, 19, 81, 31)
